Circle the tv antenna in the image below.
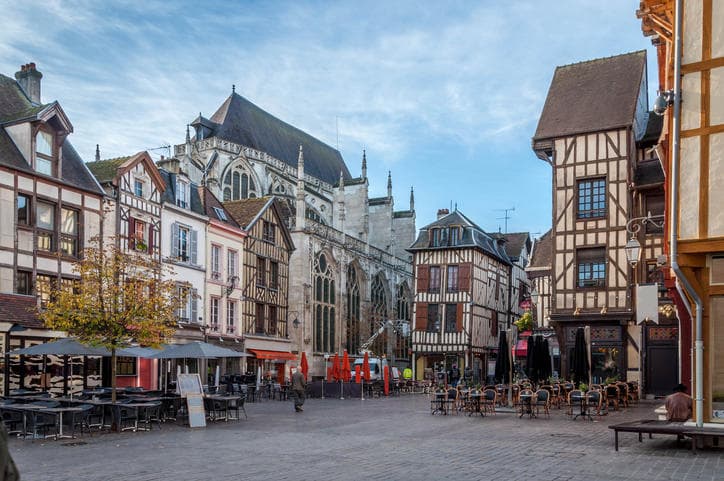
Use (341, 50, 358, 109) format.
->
(147, 143, 171, 158)
(495, 206, 515, 233)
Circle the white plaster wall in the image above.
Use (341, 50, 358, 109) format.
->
(0, 171, 12, 188)
(0, 266, 12, 293)
(683, 0, 703, 64)
(710, 67, 724, 126)
(160, 207, 207, 297)
(708, 133, 724, 237)
(681, 72, 701, 131)
(0, 187, 14, 249)
(679, 137, 701, 239)
(36, 181, 57, 199)
(713, 0, 724, 59)
(5, 123, 31, 164)
(61, 189, 81, 205)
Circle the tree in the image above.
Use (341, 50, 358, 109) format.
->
(40, 237, 180, 402)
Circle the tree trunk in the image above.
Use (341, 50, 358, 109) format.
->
(111, 348, 117, 403)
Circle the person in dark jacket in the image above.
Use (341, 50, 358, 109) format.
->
(291, 367, 307, 412)
(0, 420, 19, 481)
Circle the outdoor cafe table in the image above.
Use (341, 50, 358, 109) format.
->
(570, 392, 592, 421)
(204, 394, 242, 422)
(2, 404, 53, 440)
(122, 402, 162, 431)
(43, 406, 84, 439)
(466, 391, 483, 416)
(519, 393, 537, 418)
(431, 391, 447, 415)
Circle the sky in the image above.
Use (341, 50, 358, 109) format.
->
(0, 0, 657, 239)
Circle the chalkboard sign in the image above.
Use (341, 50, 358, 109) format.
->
(186, 393, 206, 428)
(177, 373, 203, 396)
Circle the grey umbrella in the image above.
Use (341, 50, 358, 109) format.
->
(571, 327, 590, 385)
(116, 346, 162, 358)
(149, 341, 249, 359)
(8, 338, 110, 356)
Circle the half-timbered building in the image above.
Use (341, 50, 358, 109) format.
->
(224, 197, 296, 380)
(526, 230, 553, 329)
(638, 0, 724, 423)
(409, 209, 512, 382)
(0, 63, 105, 395)
(532, 51, 671, 392)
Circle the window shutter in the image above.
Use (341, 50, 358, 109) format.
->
(191, 288, 198, 323)
(171, 222, 179, 258)
(456, 303, 464, 333)
(128, 218, 136, 250)
(417, 265, 429, 292)
(190, 229, 198, 264)
(459, 264, 471, 291)
(415, 303, 428, 330)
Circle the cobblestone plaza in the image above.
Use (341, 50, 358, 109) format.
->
(9, 395, 723, 481)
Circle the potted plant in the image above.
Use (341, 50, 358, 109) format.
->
(578, 382, 588, 393)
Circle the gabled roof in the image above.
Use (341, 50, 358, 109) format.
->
(198, 186, 241, 230)
(85, 156, 130, 183)
(492, 232, 531, 261)
(533, 51, 646, 142)
(206, 92, 351, 185)
(224, 196, 295, 251)
(0, 293, 42, 328)
(86, 151, 165, 192)
(408, 210, 511, 265)
(527, 230, 553, 275)
(158, 169, 205, 216)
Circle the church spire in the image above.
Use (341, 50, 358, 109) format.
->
(338, 170, 345, 190)
(95, 144, 100, 162)
(232, 84, 235, 94)
(410, 186, 415, 211)
(387, 171, 392, 198)
(361, 150, 367, 179)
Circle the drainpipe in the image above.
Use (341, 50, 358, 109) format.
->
(669, 0, 704, 427)
(675, 280, 693, 385)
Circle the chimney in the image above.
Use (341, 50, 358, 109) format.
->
(15, 63, 42, 104)
(437, 208, 449, 220)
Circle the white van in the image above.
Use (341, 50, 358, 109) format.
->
(350, 357, 383, 381)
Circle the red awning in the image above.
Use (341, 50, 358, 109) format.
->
(513, 339, 528, 357)
(249, 349, 297, 361)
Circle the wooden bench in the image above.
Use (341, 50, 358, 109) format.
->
(610, 420, 724, 453)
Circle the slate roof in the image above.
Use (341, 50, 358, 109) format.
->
(492, 232, 531, 262)
(85, 157, 131, 184)
(634, 160, 665, 187)
(639, 110, 663, 146)
(0, 293, 42, 328)
(0, 73, 103, 195)
(533, 51, 646, 142)
(527, 230, 553, 274)
(198, 186, 241, 229)
(408, 210, 511, 265)
(206, 93, 351, 185)
(158, 169, 205, 216)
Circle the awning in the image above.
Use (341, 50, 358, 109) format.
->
(513, 339, 528, 357)
(249, 349, 297, 361)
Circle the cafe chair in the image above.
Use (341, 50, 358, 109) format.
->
(605, 385, 620, 411)
(566, 389, 583, 417)
(585, 390, 603, 416)
(482, 388, 497, 415)
(534, 389, 550, 418)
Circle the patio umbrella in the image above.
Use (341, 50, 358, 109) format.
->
(342, 350, 351, 382)
(300, 351, 309, 380)
(8, 338, 110, 356)
(116, 346, 162, 358)
(539, 338, 552, 382)
(526, 335, 537, 383)
(149, 341, 249, 359)
(383, 365, 390, 396)
(571, 327, 590, 386)
(363, 351, 371, 382)
(494, 331, 510, 383)
(332, 353, 341, 381)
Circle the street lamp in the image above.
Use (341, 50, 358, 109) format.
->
(625, 237, 642, 266)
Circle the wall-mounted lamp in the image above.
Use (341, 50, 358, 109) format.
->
(653, 90, 675, 116)
(225, 275, 239, 296)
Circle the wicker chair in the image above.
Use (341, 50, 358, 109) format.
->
(482, 388, 497, 415)
(534, 389, 550, 417)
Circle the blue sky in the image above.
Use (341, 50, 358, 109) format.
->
(0, 1, 656, 238)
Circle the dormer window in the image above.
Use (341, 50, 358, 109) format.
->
(35, 130, 54, 175)
(450, 227, 460, 246)
(176, 178, 189, 208)
(430, 228, 440, 247)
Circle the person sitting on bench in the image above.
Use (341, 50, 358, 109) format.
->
(665, 383, 692, 422)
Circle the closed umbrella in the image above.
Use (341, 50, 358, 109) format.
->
(494, 331, 510, 384)
(342, 350, 351, 382)
(526, 335, 537, 383)
(332, 353, 341, 381)
(300, 351, 309, 381)
(362, 352, 371, 382)
(540, 338, 552, 382)
(383, 365, 390, 396)
(571, 327, 590, 385)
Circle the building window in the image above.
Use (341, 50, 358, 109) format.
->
(345, 265, 361, 354)
(397, 284, 410, 322)
(134, 179, 144, 198)
(17, 194, 31, 226)
(178, 225, 189, 260)
(176, 178, 188, 208)
(645, 194, 665, 234)
(450, 227, 460, 246)
(445, 304, 457, 333)
(211, 245, 221, 279)
(227, 249, 237, 278)
(256, 256, 266, 287)
(269, 261, 279, 290)
(16, 270, 32, 295)
(262, 221, 276, 243)
(446, 265, 459, 292)
(35, 130, 54, 175)
(177, 286, 198, 323)
(213, 207, 227, 221)
(171, 223, 196, 263)
(60, 208, 79, 257)
(314, 253, 336, 352)
(368, 273, 388, 354)
(116, 357, 137, 376)
(427, 303, 440, 332)
(577, 178, 606, 219)
(430, 228, 440, 247)
(577, 247, 606, 288)
(256, 303, 265, 334)
(224, 167, 257, 200)
(226, 300, 236, 333)
(36, 201, 55, 252)
(268, 305, 277, 335)
(210, 297, 220, 331)
(36, 274, 55, 308)
(429, 266, 441, 293)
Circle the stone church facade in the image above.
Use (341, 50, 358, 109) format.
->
(172, 90, 415, 376)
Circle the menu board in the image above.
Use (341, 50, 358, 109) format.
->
(186, 394, 206, 428)
(177, 373, 203, 396)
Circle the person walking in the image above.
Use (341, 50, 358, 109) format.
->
(291, 367, 307, 412)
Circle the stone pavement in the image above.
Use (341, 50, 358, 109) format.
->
(8, 395, 723, 481)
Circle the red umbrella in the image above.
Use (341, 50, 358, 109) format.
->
(300, 351, 309, 381)
(342, 350, 351, 382)
(355, 365, 362, 384)
(332, 353, 341, 381)
(363, 352, 371, 382)
(277, 363, 284, 384)
(383, 365, 390, 396)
